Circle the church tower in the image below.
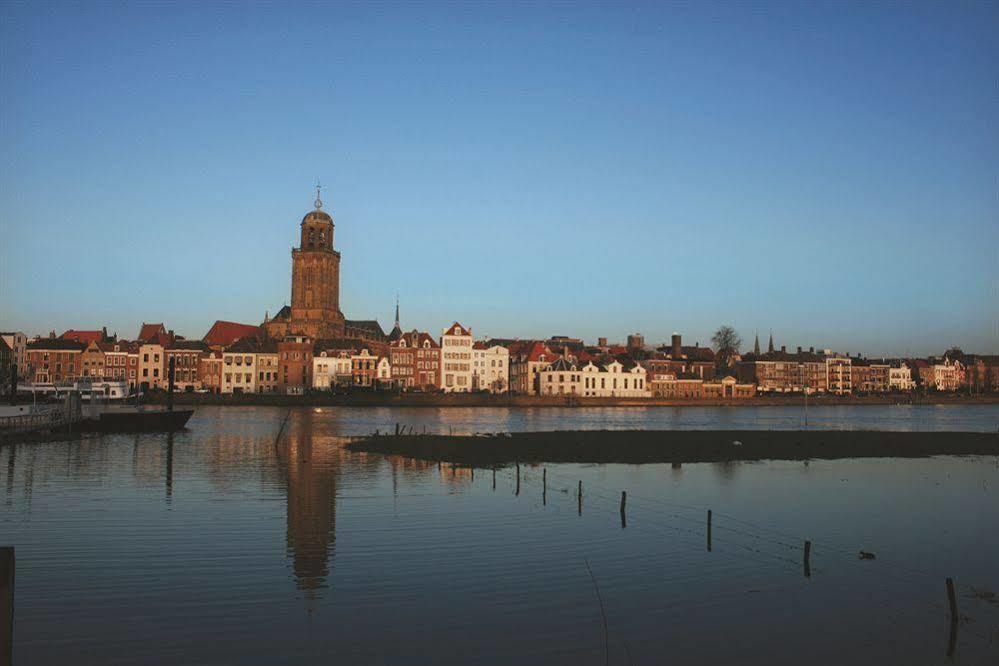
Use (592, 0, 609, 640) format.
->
(266, 186, 346, 340)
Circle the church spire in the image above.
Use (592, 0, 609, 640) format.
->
(753, 330, 760, 355)
(767, 330, 775, 353)
(394, 293, 400, 329)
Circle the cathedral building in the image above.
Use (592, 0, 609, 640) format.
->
(265, 189, 349, 340)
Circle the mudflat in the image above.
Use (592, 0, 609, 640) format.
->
(347, 429, 999, 465)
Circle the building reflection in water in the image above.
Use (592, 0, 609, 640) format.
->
(277, 409, 341, 600)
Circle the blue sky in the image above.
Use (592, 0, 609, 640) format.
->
(1, 1, 996, 356)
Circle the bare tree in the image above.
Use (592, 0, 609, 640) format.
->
(711, 325, 742, 371)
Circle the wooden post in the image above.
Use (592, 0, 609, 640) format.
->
(946, 577, 958, 657)
(803, 540, 812, 578)
(395, 422, 400, 436)
(492, 468, 496, 490)
(471, 468, 474, 482)
(543, 468, 547, 495)
(578, 480, 582, 516)
(707, 510, 712, 552)
(167, 356, 175, 411)
(516, 463, 520, 496)
(1, 546, 13, 666)
(620, 491, 627, 528)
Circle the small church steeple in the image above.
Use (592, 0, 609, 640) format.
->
(388, 293, 403, 341)
(767, 330, 775, 353)
(753, 330, 760, 355)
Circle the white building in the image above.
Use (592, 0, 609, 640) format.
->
(472, 342, 509, 392)
(313, 350, 353, 390)
(441, 322, 473, 392)
(538, 358, 649, 397)
(922, 359, 963, 392)
(888, 363, 915, 392)
(221, 346, 256, 394)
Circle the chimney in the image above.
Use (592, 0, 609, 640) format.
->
(671, 333, 681, 358)
(781, 345, 786, 353)
(797, 346, 802, 354)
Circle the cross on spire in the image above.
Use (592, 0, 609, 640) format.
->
(314, 180, 323, 210)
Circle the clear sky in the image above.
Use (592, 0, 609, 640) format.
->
(1, 1, 996, 356)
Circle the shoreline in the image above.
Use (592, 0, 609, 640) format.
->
(134, 392, 999, 408)
(346, 429, 999, 465)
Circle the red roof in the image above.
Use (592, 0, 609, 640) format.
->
(444, 322, 471, 337)
(138, 323, 167, 342)
(61, 330, 104, 343)
(203, 320, 261, 347)
(522, 341, 553, 362)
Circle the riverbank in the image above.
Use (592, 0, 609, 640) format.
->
(138, 391, 999, 408)
(346, 429, 999, 465)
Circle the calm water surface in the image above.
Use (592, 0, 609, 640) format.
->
(2, 405, 998, 665)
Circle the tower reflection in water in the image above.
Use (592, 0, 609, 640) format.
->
(277, 409, 340, 599)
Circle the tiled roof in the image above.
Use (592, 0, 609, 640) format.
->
(203, 320, 261, 347)
(391, 330, 439, 349)
(443, 322, 471, 337)
(28, 339, 85, 351)
(345, 320, 386, 340)
(138, 323, 167, 342)
(60, 330, 104, 343)
(544, 357, 579, 372)
(168, 340, 209, 352)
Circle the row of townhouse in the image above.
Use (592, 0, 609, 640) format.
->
(536, 357, 649, 397)
(310, 324, 509, 394)
(734, 347, 989, 394)
(11, 320, 998, 397)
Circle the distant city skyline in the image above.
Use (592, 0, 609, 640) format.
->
(1, 2, 996, 357)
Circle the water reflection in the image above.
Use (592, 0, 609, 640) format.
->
(1, 406, 997, 666)
(278, 410, 339, 599)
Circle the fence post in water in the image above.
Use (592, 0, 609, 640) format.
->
(492, 468, 496, 490)
(578, 480, 583, 516)
(803, 540, 812, 578)
(515, 463, 520, 496)
(946, 577, 958, 657)
(167, 357, 175, 411)
(707, 510, 712, 552)
(1, 546, 13, 666)
(620, 491, 627, 528)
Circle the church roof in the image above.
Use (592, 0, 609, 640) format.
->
(302, 210, 333, 224)
(345, 319, 386, 341)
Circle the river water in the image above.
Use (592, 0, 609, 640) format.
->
(2, 405, 998, 665)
